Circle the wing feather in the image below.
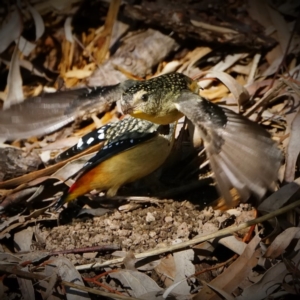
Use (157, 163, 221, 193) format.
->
(0, 84, 121, 140)
(175, 91, 282, 204)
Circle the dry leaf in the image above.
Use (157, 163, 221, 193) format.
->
(51, 153, 96, 182)
(236, 251, 300, 300)
(195, 234, 261, 300)
(160, 61, 181, 74)
(17, 36, 36, 56)
(205, 282, 235, 300)
(109, 270, 162, 297)
(0, 187, 39, 211)
(64, 17, 74, 43)
(0, 252, 22, 263)
(155, 254, 177, 287)
(17, 266, 35, 300)
(0, 9, 23, 54)
(41, 136, 79, 151)
(264, 227, 300, 259)
(218, 236, 247, 255)
(45, 256, 90, 300)
(178, 47, 212, 74)
(14, 228, 34, 252)
(88, 29, 178, 86)
(204, 70, 249, 108)
(258, 179, 300, 213)
(64, 69, 93, 79)
(190, 20, 238, 34)
(141, 290, 186, 300)
(28, 3, 45, 41)
(266, 4, 290, 54)
(171, 245, 195, 295)
(199, 53, 248, 89)
(284, 108, 300, 182)
(3, 45, 24, 109)
(135, 257, 162, 271)
(247, 0, 283, 69)
(193, 241, 215, 261)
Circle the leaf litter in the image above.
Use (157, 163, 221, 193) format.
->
(0, 0, 300, 299)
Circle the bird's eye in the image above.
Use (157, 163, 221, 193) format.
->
(141, 94, 148, 102)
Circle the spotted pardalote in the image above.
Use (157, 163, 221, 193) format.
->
(120, 72, 282, 205)
(54, 117, 176, 209)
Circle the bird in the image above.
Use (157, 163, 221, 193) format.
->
(0, 74, 196, 141)
(120, 72, 282, 205)
(54, 117, 176, 209)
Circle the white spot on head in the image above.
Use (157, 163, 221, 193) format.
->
(86, 137, 94, 144)
(77, 138, 84, 148)
(98, 133, 105, 140)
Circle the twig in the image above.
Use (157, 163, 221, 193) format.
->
(76, 198, 300, 271)
(243, 80, 286, 118)
(96, 0, 121, 64)
(247, 53, 261, 84)
(193, 217, 258, 277)
(62, 280, 140, 300)
(83, 269, 124, 296)
(0, 143, 102, 189)
(50, 244, 120, 255)
(281, 78, 300, 99)
(192, 255, 237, 279)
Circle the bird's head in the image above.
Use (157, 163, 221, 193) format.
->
(120, 73, 199, 124)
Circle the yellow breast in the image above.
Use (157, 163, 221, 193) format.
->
(130, 110, 183, 125)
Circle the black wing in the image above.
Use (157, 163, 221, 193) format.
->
(58, 117, 159, 180)
(55, 117, 159, 161)
(55, 123, 115, 162)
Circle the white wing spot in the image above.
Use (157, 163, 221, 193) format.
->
(86, 137, 95, 144)
(130, 139, 134, 143)
(77, 138, 84, 148)
(98, 133, 105, 140)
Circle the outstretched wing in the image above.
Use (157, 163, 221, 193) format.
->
(0, 84, 121, 141)
(175, 91, 282, 205)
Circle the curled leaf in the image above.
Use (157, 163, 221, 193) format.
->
(265, 227, 300, 259)
(0, 8, 23, 54)
(27, 4, 45, 40)
(3, 45, 24, 109)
